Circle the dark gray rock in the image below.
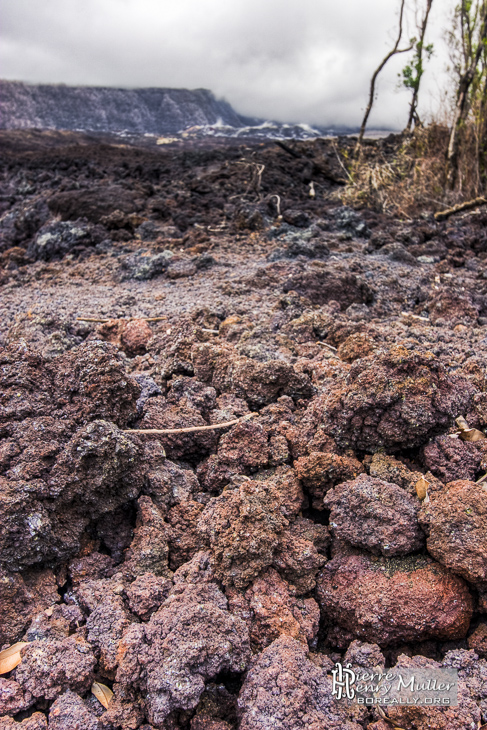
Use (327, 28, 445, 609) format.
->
(27, 220, 106, 260)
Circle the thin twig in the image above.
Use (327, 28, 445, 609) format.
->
(476, 472, 487, 484)
(124, 412, 256, 435)
(317, 341, 338, 352)
(77, 317, 168, 323)
(202, 328, 219, 334)
(330, 140, 352, 182)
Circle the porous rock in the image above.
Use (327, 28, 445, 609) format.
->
(282, 268, 373, 309)
(422, 435, 481, 483)
(294, 450, 364, 509)
(192, 342, 312, 408)
(14, 635, 96, 703)
(125, 572, 172, 621)
(0, 568, 59, 646)
(324, 474, 425, 556)
(48, 690, 100, 730)
(121, 496, 172, 580)
(96, 318, 153, 357)
(137, 397, 217, 461)
(379, 651, 484, 730)
(419, 479, 487, 582)
(197, 470, 303, 589)
(321, 346, 476, 451)
(243, 568, 320, 650)
(0, 678, 29, 716)
(237, 635, 362, 730)
(116, 583, 250, 726)
(317, 553, 473, 647)
(27, 220, 105, 261)
(272, 517, 329, 593)
(0, 713, 48, 730)
(86, 593, 132, 679)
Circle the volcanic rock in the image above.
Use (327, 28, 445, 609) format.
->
(317, 553, 473, 647)
(237, 636, 362, 730)
(324, 474, 424, 556)
(419, 479, 487, 582)
(116, 583, 250, 725)
(321, 346, 476, 451)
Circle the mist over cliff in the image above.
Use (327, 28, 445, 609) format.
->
(0, 81, 245, 134)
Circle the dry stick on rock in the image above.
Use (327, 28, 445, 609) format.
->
(434, 196, 487, 221)
(317, 341, 338, 352)
(124, 412, 256, 435)
(356, 0, 414, 148)
(77, 317, 168, 323)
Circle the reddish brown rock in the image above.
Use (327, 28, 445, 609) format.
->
(244, 568, 320, 650)
(197, 470, 303, 589)
(50, 341, 141, 426)
(116, 583, 250, 726)
(419, 480, 487, 583)
(320, 347, 476, 451)
(24, 604, 84, 642)
(0, 341, 142, 573)
(48, 690, 100, 730)
(422, 435, 481, 483)
(324, 474, 424, 556)
(14, 635, 96, 703)
(96, 682, 145, 730)
(198, 480, 287, 589)
(121, 319, 153, 356)
(86, 593, 132, 679)
(138, 397, 217, 460)
(67, 574, 126, 614)
(0, 568, 59, 646)
(427, 291, 479, 325)
(379, 651, 483, 730)
(192, 342, 312, 408)
(0, 678, 29, 716)
(295, 451, 364, 509)
(282, 269, 373, 310)
(166, 375, 217, 415)
(317, 553, 473, 647)
(272, 517, 329, 593)
(68, 553, 115, 585)
(1, 421, 142, 573)
(143, 450, 199, 512)
(96, 317, 153, 357)
(122, 496, 172, 581)
(368, 452, 423, 497)
(238, 635, 362, 730)
(0, 713, 48, 730)
(198, 420, 270, 491)
(468, 623, 487, 657)
(125, 572, 172, 621)
(167, 501, 206, 569)
(337, 332, 377, 362)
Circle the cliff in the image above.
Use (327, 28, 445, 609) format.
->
(0, 80, 244, 133)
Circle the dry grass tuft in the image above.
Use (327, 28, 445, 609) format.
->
(340, 123, 486, 216)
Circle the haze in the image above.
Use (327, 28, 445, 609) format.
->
(0, 0, 456, 129)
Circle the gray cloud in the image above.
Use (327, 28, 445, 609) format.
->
(0, 0, 456, 128)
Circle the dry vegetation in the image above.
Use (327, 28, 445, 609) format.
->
(341, 121, 487, 217)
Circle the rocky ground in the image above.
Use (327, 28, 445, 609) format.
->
(1, 128, 487, 729)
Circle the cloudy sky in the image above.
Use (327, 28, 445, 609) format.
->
(1, 0, 456, 129)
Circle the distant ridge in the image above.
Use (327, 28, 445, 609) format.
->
(0, 80, 244, 133)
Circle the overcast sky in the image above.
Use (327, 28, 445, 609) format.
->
(1, 0, 457, 129)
